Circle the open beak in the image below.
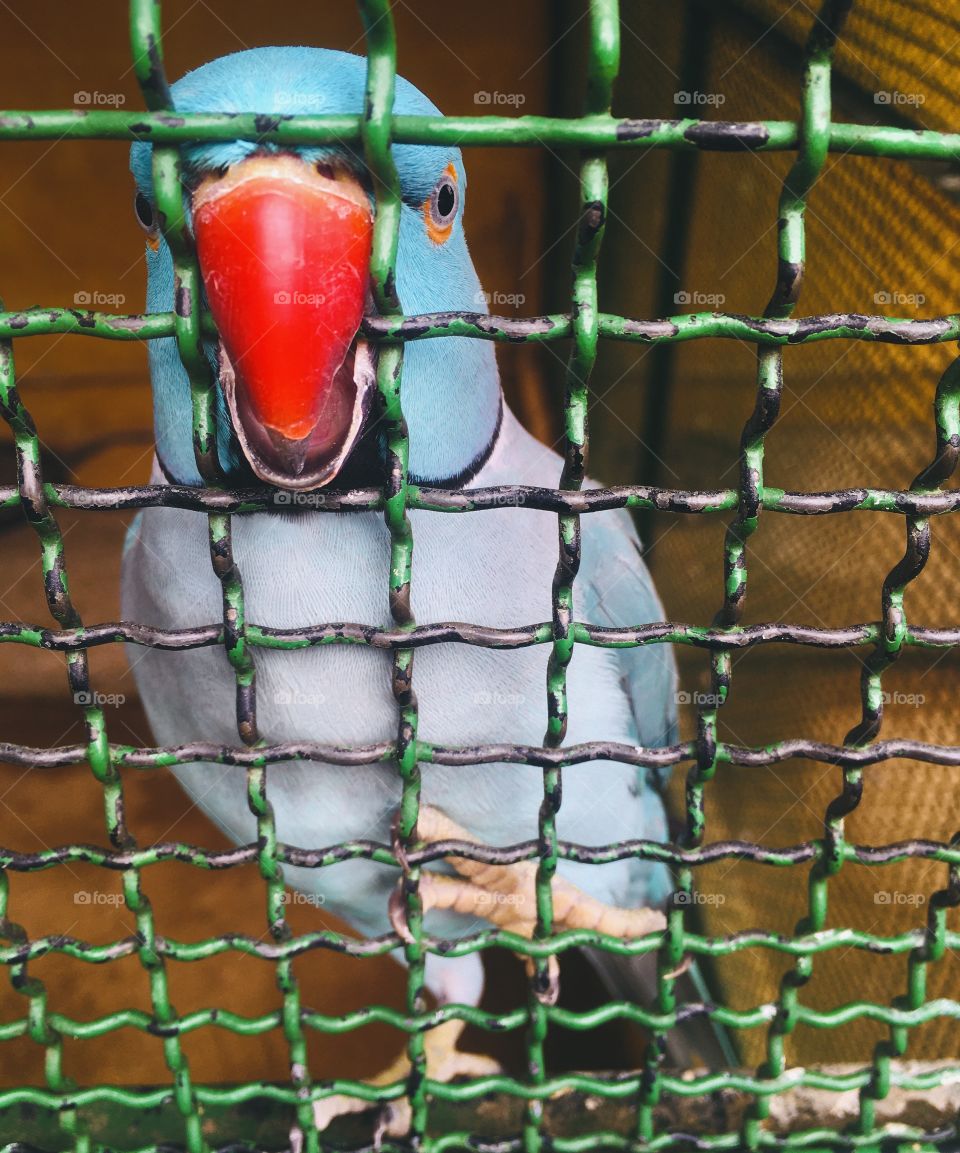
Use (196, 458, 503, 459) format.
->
(192, 153, 375, 489)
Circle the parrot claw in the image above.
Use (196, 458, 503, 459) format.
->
(663, 953, 693, 982)
(526, 953, 561, 1005)
(388, 880, 415, 945)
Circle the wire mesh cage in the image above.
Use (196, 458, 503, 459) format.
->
(2, 0, 960, 1150)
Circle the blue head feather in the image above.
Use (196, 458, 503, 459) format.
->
(131, 46, 501, 486)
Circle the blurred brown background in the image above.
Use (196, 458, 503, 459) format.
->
(1, 0, 960, 1106)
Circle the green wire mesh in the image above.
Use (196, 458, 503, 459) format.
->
(1, 0, 960, 1150)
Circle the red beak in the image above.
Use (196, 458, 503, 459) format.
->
(192, 154, 375, 489)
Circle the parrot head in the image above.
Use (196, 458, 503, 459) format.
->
(130, 47, 501, 489)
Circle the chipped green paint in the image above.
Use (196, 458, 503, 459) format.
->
(5, 305, 960, 348)
(4, 109, 960, 164)
(0, 0, 958, 1150)
(738, 12, 852, 1139)
(10, 481, 960, 517)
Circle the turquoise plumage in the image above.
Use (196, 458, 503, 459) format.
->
(128, 47, 498, 487)
(121, 46, 723, 1130)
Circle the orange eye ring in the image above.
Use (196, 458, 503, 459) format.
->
(423, 162, 458, 245)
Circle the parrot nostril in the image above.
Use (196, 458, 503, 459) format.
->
(315, 161, 336, 180)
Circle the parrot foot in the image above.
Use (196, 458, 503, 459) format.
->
(408, 806, 666, 1003)
(310, 1019, 500, 1140)
(402, 870, 561, 1003)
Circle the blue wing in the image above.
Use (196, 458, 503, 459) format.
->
(579, 507, 737, 1065)
(582, 507, 678, 747)
(579, 505, 678, 910)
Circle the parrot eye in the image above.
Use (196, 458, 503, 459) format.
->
(434, 179, 456, 221)
(134, 191, 155, 231)
(423, 165, 459, 245)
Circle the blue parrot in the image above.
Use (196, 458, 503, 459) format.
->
(121, 46, 729, 1134)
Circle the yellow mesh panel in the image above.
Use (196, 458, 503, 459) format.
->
(626, 8, 960, 1065)
(734, 0, 960, 133)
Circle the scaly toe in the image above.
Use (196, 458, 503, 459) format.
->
(431, 1048, 502, 1081)
(312, 1091, 375, 1133)
(423, 1019, 503, 1082)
